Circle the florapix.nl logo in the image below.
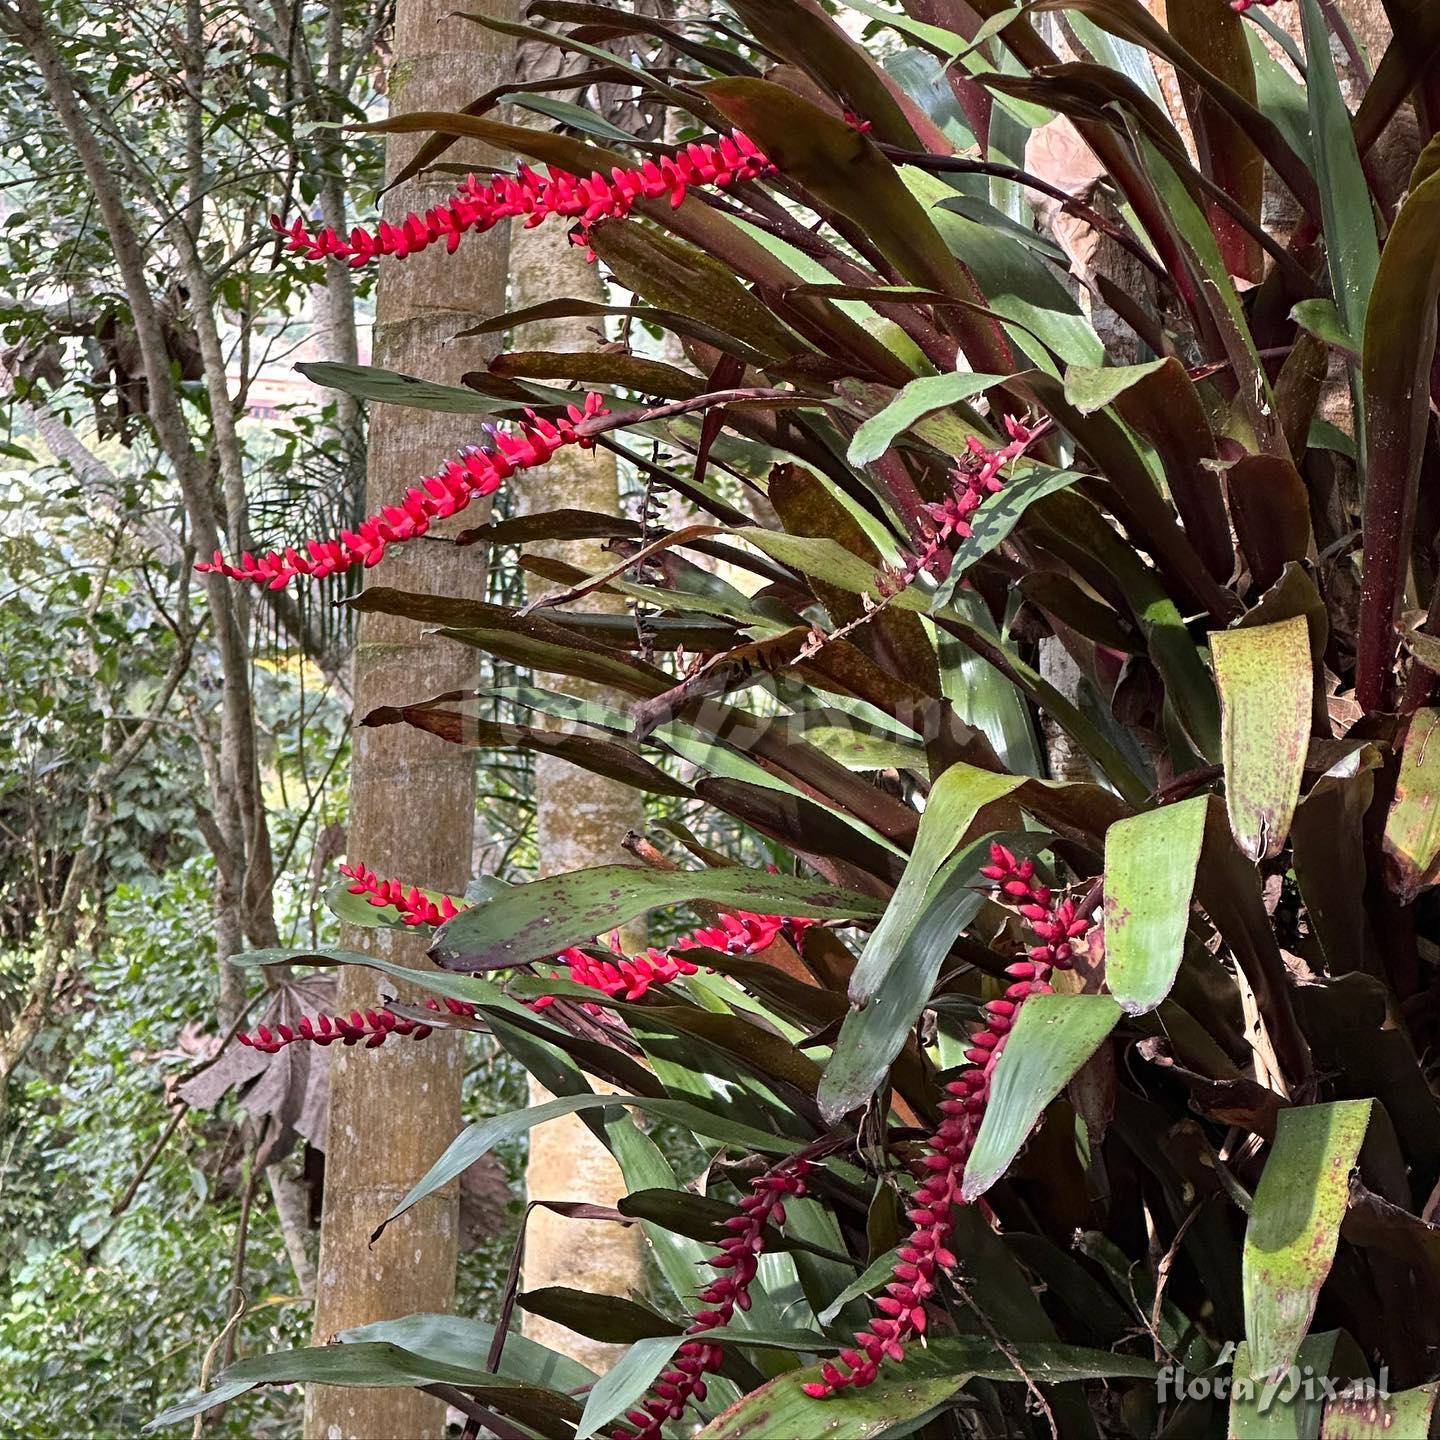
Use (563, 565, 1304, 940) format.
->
(1158, 1343, 1390, 1416)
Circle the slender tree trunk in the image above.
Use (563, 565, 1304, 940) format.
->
(510, 217, 647, 1372)
(304, 3, 519, 1436)
(0, 0, 274, 1034)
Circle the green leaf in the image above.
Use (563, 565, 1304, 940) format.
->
(1242, 1101, 1373, 1382)
(963, 994, 1123, 1202)
(917, 171, 1104, 368)
(575, 1334, 683, 1440)
(296, 361, 516, 414)
(1290, 299, 1359, 357)
(498, 91, 638, 144)
(1299, 0, 1380, 345)
(147, 1343, 578, 1433)
(1103, 796, 1206, 1015)
(1211, 616, 1313, 861)
(817, 1248, 901, 1325)
(696, 1337, 1159, 1438)
(846, 372, 1004, 465)
(796, 724, 927, 774)
(851, 766, 1023, 1006)
(930, 468, 1083, 607)
(819, 839, 1015, 1125)
(1228, 1331, 1349, 1438)
(1062, 359, 1168, 415)
(1382, 708, 1440, 903)
(430, 864, 882, 971)
(386, 1093, 802, 1235)
(322, 881, 414, 930)
(338, 1313, 595, 1392)
(733, 527, 926, 614)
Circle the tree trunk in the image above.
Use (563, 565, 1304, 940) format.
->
(303, 4, 518, 1435)
(510, 217, 647, 1372)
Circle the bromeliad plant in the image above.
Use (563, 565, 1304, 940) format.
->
(156, 1, 1440, 1436)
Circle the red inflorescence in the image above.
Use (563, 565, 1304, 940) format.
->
(338, 861, 464, 927)
(555, 911, 815, 1003)
(802, 843, 1092, 1397)
(196, 393, 608, 589)
(612, 1159, 812, 1440)
(269, 131, 773, 268)
(1230, 0, 1276, 11)
(234, 866, 818, 1051)
(875, 415, 1038, 600)
(237, 994, 480, 1053)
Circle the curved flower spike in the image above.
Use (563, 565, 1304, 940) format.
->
(196, 394, 608, 589)
(803, 844, 1093, 1396)
(269, 131, 773, 269)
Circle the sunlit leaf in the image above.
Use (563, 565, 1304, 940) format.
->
(1242, 1101, 1372, 1382)
(963, 994, 1123, 1202)
(1103, 796, 1206, 1015)
(1211, 616, 1312, 861)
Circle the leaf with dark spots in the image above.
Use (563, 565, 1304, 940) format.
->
(1211, 615, 1312, 862)
(430, 865, 883, 972)
(1103, 796, 1206, 1015)
(1382, 707, 1440, 904)
(1241, 1100, 1372, 1383)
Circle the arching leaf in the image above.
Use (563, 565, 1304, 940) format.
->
(1103, 796, 1206, 1015)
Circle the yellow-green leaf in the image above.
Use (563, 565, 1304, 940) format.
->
(1242, 1100, 1372, 1383)
(1103, 796, 1206, 1015)
(1382, 708, 1440, 903)
(1212, 616, 1313, 861)
(963, 994, 1123, 1202)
